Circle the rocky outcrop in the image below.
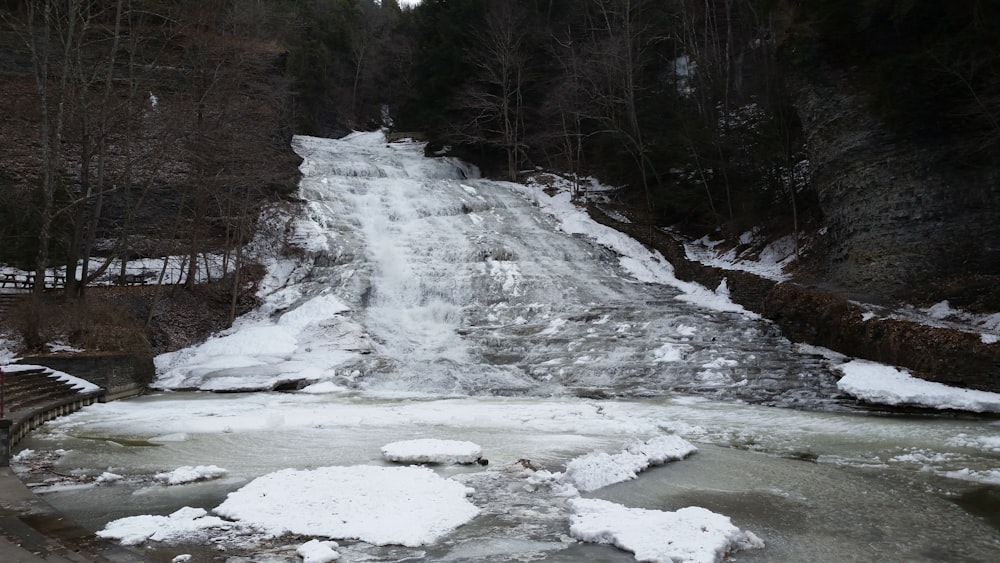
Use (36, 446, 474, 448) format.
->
(786, 65, 1000, 302)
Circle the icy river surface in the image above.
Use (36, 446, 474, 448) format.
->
(16, 133, 1000, 562)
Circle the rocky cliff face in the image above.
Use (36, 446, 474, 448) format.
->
(789, 65, 1000, 304)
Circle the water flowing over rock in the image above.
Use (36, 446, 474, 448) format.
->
(280, 132, 845, 407)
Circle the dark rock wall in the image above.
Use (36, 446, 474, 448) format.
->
(790, 66, 1000, 299)
(589, 205, 1000, 393)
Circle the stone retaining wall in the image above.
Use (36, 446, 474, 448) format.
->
(17, 354, 153, 401)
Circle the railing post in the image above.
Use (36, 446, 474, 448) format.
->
(0, 364, 7, 466)
(0, 419, 9, 466)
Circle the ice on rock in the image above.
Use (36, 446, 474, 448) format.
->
(95, 471, 124, 484)
(569, 498, 764, 563)
(381, 438, 484, 465)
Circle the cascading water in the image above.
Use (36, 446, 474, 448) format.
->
(291, 133, 842, 406)
(14, 132, 1000, 562)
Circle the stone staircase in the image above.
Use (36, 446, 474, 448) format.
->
(2, 366, 105, 448)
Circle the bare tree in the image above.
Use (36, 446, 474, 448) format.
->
(22, 0, 85, 295)
(61, 0, 128, 296)
(581, 0, 662, 213)
(543, 25, 589, 195)
(452, 1, 530, 181)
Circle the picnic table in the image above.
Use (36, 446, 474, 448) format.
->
(117, 273, 149, 286)
(0, 273, 66, 290)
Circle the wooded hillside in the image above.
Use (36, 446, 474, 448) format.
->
(2, 0, 998, 310)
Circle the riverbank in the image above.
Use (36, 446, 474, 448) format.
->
(587, 204, 1000, 394)
(0, 467, 148, 562)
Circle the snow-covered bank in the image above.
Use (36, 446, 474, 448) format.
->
(836, 360, 1000, 413)
(682, 229, 797, 282)
(153, 292, 367, 391)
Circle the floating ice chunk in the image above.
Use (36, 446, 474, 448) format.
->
(947, 433, 1000, 453)
(154, 465, 228, 485)
(297, 539, 340, 563)
(701, 357, 737, 369)
(98, 506, 232, 546)
(213, 465, 478, 547)
(569, 498, 764, 563)
(95, 472, 123, 484)
(381, 438, 484, 465)
(10, 449, 36, 463)
(940, 468, 1000, 486)
(562, 435, 697, 492)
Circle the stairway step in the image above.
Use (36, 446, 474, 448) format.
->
(2, 368, 90, 416)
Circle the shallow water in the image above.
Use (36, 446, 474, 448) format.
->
(16, 392, 1000, 562)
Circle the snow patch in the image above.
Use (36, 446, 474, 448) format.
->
(836, 360, 1000, 413)
(154, 465, 228, 485)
